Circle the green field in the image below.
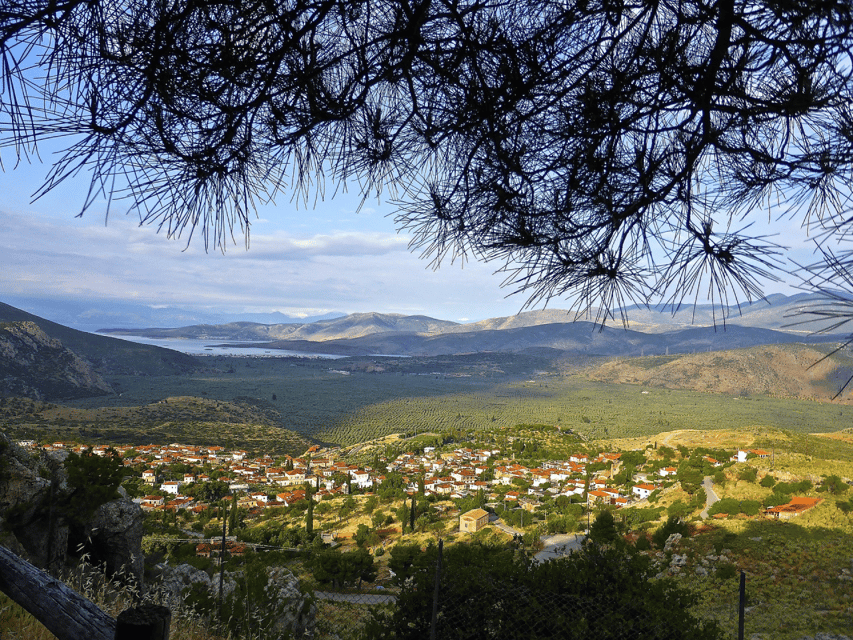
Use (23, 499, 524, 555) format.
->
(3, 353, 847, 451)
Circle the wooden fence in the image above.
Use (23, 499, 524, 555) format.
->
(0, 545, 169, 640)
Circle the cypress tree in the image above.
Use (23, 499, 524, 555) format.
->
(228, 494, 238, 534)
(306, 485, 314, 538)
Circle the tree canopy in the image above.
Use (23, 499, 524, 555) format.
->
(368, 540, 723, 639)
(3, 0, 853, 325)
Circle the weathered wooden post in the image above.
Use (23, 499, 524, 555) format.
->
(0, 545, 116, 640)
(115, 604, 171, 640)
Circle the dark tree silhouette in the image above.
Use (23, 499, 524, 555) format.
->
(2, 0, 853, 326)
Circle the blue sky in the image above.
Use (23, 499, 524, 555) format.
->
(1, 149, 536, 324)
(1, 141, 818, 326)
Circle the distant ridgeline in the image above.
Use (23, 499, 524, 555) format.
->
(0, 302, 203, 402)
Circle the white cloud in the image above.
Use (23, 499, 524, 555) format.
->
(0, 206, 529, 320)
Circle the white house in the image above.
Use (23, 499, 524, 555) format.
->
(161, 481, 181, 495)
(632, 483, 657, 500)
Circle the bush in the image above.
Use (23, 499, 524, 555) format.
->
(667, 500, 691, 519)
(588, 510, 621, 546)
(820, 475, 850, 495)
(759, 475, 776, 488)
(652, 516, 689, 548)
(740, 500, 761, 516)
(365, 542, 724, 640)
(715, 563, 738, 580)
(738, 467, 757, 483)
(708, 498, 739, 517)
(764, 492, 792, 508)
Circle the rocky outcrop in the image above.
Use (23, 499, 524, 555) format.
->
(0, 433, 143, 584)
(265, 566, 317, 639)
(0, 433, 68, 571)
(158, 563, 316, 638)
(159, 563, 238, 604)
(0, 321, 113, 400)
(83, 498, 145, 584)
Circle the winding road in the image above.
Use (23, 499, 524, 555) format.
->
(700, 475, 720, 519)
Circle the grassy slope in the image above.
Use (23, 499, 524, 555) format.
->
(3, 349, 850, 449)
(586, 343, 853, 403)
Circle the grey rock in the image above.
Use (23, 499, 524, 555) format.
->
(670, 553, 687, 567)
(84, 498, 145, 585)
(159, 563, 237, 606)
(158, 564, 316, 638)
(266, 567, 317, 639)
(0, 433, 68, 570)
(695, 566, 708, 576)
(663, 533, 682, 551)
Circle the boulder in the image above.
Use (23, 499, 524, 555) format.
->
(84, 498, 145, 585)
(663, 532, 682, 551)
(159, 563, 237, 606)
(158, 563, 316, 638)
(266, 567, 317, 639)
(0, 433, 145, 583)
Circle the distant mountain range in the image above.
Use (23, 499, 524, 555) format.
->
(98, 293, 850, 358)
(2, 296, 852, 402)
(1, 296, 346, 333)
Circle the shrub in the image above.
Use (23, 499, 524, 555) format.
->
(708, 498, 739, 517)
(667, 500, 690, 519)
(740, 500, 761, 517)
(764, 492, 792, 508)
(715, 564, 738, 580)
(759, 475, 776, 488)
(819, 475, 850, 495)
(365, 542, 724, 640)
(652, 516, 689, 548)
(738, 467, 757, 483)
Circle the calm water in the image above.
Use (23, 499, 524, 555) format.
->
(102, 334, 344, 358)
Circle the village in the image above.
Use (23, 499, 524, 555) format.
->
(8, 432, 846, 640)
(20, 437, 821, 539)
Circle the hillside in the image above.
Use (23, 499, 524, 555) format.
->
(100, 311, 459, 341)
(586, 343, 853, 402)
(0, 302, 203, 376)
(0, 321, 114, 400)
(0, 394, 312, 454)
(214, 321, 840, 359)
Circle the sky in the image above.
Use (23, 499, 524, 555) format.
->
(1, 141, 820, 328)
(1, 149, 539, 325)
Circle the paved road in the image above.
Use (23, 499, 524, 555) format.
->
(489, 513, 524, 537)
(700, 475, 720, 519)
(534, 533, 585, 563)
(314, 591, 396, 604)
